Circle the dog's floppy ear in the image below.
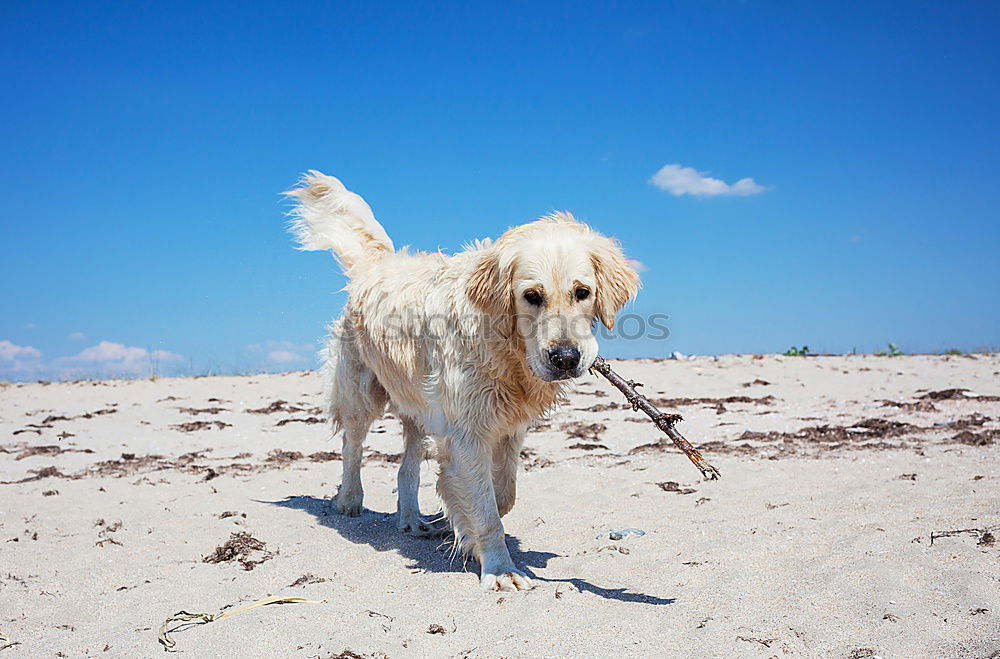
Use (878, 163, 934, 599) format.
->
(467, 245, 513, 316)
(590, 237, 640, 330)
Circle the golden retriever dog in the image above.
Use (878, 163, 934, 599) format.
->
(286, 171, 639, 591)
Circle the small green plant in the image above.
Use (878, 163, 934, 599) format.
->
(944, 348, 963, 356)
(783, 346, 810, 357)
(874, 343, 904, 357)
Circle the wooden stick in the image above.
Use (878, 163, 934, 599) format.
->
(590, 356, 721, 481)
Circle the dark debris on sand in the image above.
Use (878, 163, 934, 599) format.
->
(172, 420, 232, 432)
(948, 413, 991, 428)
(275, 416, 325, 426)
(741, 379, 771, 387)
(288, 573, 328, 587)
(309, 451, 341, 462)
(641, 394, 777, 416)
(929, 526, 998, 546)
(246, 400, 323, 415)
(638, 412, 1000, 460)
(561, 422, 606, 441)
(721, 418, 926, 456)
(0, 444, 406, 486)
(13, 444, 94, 460)
(520, 447, 554, 471)
(880, 399, 938, 412)
(576, 402, 622, 412)
(918, 388, 1000, 402)
(948, 429, 998, 446)
(650, 395, 776, 408)
(1, 465, 74, 485)
(14, 408, 118, 436)
(177, 407, 229, 415)
(656, 481, 697, 495)
(203, 531, 274, 570)
(266, 449, 305, 465)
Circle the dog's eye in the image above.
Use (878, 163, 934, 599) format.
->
(523, 290, 543, 306)
(574, 287, 590, 301)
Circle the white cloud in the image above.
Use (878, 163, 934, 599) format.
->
(69, 331, 86, 341)
(249, 339, 316, 367)
(151, 349, 183, 362)
(628, 259, 649, 274)
(267, 350, 307, 364)
(0, 340, 45, 377)
(60, 341, 183, 376)
(71, 342, 149, 363)
(0, 338, 186, 381)
(649, 163, 767, 197)
(248, 339, 314, 352)
(0, 339, 42, 361)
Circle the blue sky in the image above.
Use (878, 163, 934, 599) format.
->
(2, 1, 998, 380)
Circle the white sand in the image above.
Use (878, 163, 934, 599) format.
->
(1, 355, 998, 657)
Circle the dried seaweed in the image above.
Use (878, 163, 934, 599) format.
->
(948, 430, 998, 446)
(575, 402, 622, 412)
(650, 395, 776, 408)
(520, 447, 554, 471)
(656, 481, 697, 495)
(202, 531, 274, 570)
(274, 416, 325, 426)
(880, 399, 938, 412)
(246, 400, 321, 415)
(919, 388, 1000, 402)
(561, 422, 606, 441)
(567, 443, 609, 451)
(14, 445, 94, 460)
(172, 421, 232, 432)
(266, 449, 304, 465)
(177, 407, 229, 415)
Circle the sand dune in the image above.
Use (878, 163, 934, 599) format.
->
(1, 355, 998, 657)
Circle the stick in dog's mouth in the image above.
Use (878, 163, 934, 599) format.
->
(589, 355, 722, 481)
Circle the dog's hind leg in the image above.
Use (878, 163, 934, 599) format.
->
(336, 415, 375, 516)
(325, 332, 387, 517)
(395, 416, 443, 536)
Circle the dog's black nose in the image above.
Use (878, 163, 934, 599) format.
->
(548, 346, 581, 372)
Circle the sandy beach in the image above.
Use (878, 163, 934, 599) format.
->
(1, 354, 998, 658)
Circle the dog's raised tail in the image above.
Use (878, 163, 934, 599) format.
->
(285, 170, 395, 272)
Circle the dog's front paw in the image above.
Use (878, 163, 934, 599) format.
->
(335, 489, 363, 516)
(480, 567, 533, 592)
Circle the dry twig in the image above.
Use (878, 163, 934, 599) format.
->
(590, 356, 721, 480)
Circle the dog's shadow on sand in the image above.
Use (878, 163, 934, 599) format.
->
(263, 495, 674, 606)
